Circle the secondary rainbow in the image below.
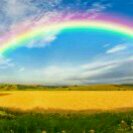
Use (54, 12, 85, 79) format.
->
(0, 20, 133, 54)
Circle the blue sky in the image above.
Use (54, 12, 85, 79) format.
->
(0, 0, 133, 85)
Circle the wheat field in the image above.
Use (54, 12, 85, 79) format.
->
(0, 91, 133, 111)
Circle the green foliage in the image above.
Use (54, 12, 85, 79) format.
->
(0, 84, 133, 91)
(1, 109, 133, 133)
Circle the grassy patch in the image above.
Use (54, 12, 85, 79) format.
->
(1, 109, 133, 132)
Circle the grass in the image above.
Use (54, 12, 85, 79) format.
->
(1, 108, 133, 133)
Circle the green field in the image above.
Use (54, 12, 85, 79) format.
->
(1, 108, 133, 133)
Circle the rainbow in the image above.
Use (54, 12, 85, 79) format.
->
(0, 20, 133, 54)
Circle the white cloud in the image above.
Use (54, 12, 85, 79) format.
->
(103, 43, 110, 48)
(8, 54, 133, 85)
(19, 67, 25, 72)
(3, 0, 38, 23)
(0, 0, 62, 33)
(106, 44, 127, 54)
(0, 55, 14, 69)
(0, 0, 111, 33)
(85, 2, 111, 19)
(26, 31, 59, 48)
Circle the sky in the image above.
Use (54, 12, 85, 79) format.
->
(0, 0, 133, 85)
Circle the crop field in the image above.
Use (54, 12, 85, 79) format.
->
(0, 91, 133, 112)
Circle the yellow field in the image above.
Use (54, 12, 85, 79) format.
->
(0, 91, 133, 111)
